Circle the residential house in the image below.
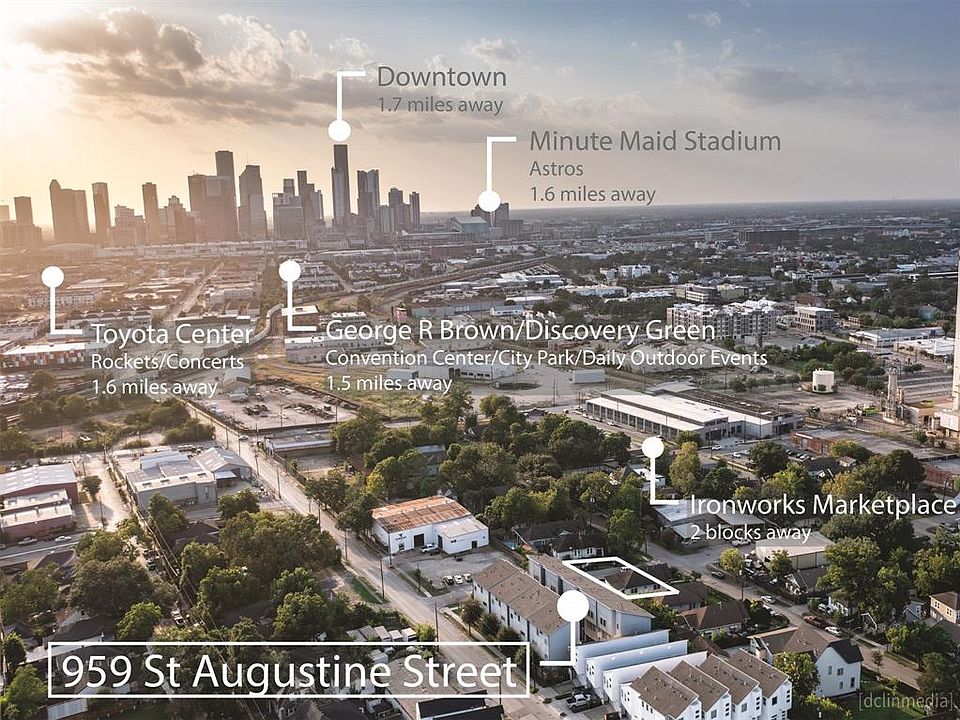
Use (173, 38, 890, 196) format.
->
(750, 624, 862, 698)
(679, 601, 749, 635)
(930, 591, 959, 625)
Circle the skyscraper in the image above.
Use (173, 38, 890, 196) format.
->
(14, 196, 33, 226)
(238, 165, 268, 240)
(142, 182, 161, 243)
(91, 182, 111, 243)
(49, 180, 90, 244)
(297, 170, 323, 244)
(112, 205, 147, 247)
(357, 169, 381, 235)
(214, 150, 238, 238)
(331, 144, 351, 227)
(388, 187, 408, 232)
(409, 191, 421, 231)
(273, 178, 305, 241)
(188, 172, 235, 242)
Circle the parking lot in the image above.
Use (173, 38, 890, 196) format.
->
(394, 546, 504, 599)
(202, 383, 356, 432)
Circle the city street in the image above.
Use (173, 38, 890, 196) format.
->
(191, 403, 563, 719)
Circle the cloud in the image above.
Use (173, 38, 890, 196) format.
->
(462, 37, 527, 66)
(328, 36, 371, 61)
(720, 38, 737, 61)
(425, 54, 448, 71)
(287, 30, 312, 56)
(689, 11, 722, 29)
(556, 65, 575, 78)
(725, 65, 959, 112)
(16, 8, 384, 126)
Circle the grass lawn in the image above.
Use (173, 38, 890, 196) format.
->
(351, 576, 384, 604)
(113, 705, 170, 720)
(847, 680, 926, 720)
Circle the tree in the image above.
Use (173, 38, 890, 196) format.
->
(271, 567, 324, 604)
(479, 612, 501, 637)
(59, 394, 88, 420)
(764, 463, 817, 502)
(220, 511, 338, 583)
(0, 665, 46, 720)
(461, 598, 483, 630)
(749, 441, 789, 479)
(273, 591, 338, 640)
(699, 465, 739, 500)
(2, 633, 26, 677)
(913, 546, 960, 597)
(484, 487, 537, 529)
(77, 530, 131, 562)
(70, 557, 153, 618)
(0, 567, 59, 623)
(437, 443, 515, 507)
(769, 550, 794, 580)
(542, 417, 604, 468)
(608, 508, 641, 555)
(600, 432, 631, 465)
(416, 623, 437, 642)
(918, 652, 960, 699)
(829, 441, 871, 463)
(117, 602, 162, 641)
(27, 370, 56, 395)
(218, 489, 259, 520)
(669, 441, 702, 496)
(179, 541, 227, 589)
(774, 652, 820, 697)
(515, 453, 562, 482)
(198, 567, 262, 621)
(331, 409, 384, 459)
(675, 431, 701, 447)
(719, 548, 745, 575)
(305, 469, 350, 512)
(820, 538, 882, 613)
(148, 493, 187, 541)
(337, 490, 378, 535)
(579, 471, 614, 512)
(81, 475, 102, 501)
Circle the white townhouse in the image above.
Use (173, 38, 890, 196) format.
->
(750, 625, 862, 699)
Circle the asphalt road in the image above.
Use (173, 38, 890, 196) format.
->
(190, 403, 563, 720)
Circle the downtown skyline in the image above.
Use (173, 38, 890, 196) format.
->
(1, 0, 958, 225)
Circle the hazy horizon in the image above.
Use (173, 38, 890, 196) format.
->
(2, 0, 958, 225)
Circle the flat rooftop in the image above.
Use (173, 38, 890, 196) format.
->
(372, 496, 471, 533)
(0, 464, 77, 496)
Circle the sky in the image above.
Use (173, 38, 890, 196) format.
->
(1, 0, 958, 225)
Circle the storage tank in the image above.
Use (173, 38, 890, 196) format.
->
(572, 369, 606, 384)
(811, 369, 836, 393)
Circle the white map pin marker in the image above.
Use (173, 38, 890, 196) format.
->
(42, 266, 82, 336)
(477, 136, 516, 212)
(279, 260, 316, 332)
(643, 436, 678, 505)
(541, 590, 590, 669)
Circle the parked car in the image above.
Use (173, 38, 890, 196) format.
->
(760, 595, 777, 605)
(420, 543, 438, 554)
(464, 573, 472, 583)
(711, 570, 725, 579)
(825, 626, 843, 637)
(54, 535, 72, 543)
(804, 615, 829, 629)
(567, 693, 589, 706)
(443, 575, 454, 586)
(453, 575, 464, 585)
(17, 537, 37, 546)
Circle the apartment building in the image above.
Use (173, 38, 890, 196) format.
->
(471, 559, 570, 662)
(526, 554, 654, 640)
(666, 299, 780, 341)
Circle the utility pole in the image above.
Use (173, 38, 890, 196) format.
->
(434, 600, 440, 641)
(379, 555, 386, 600)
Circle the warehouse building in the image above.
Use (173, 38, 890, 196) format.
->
(754, 532, 834, 570)
(0, 464, 79, 503)
(0, 489, 75, 541)
(123, 451, 221, 512)
(371, 496, 488, 555)
(585, 389, 801, 442)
